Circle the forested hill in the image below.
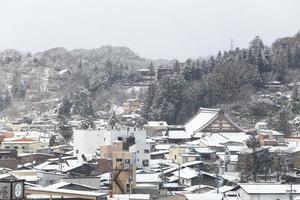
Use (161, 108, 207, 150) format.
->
(0, 32, 300, 134)
(0, 46, 153, 120)
(142, 31, 300, 133)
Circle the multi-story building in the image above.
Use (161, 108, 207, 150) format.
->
(100, 135, 150, 168)
(112, 140, 136, 194)
(4, 138, 45, 154)
(74, 127, 150, 168)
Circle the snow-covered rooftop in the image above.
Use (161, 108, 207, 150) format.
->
(184, 193, 223, 200)
(184, 108, 219, 134)
(136, 172, 160, 183)
(195, 132, 249, 147)
(167, 129, 191, 139)
(146, 121, 168, 127)
(237, 183, 300, 194)
(155, 144, 171, 150)
(172, 167, 198, 179)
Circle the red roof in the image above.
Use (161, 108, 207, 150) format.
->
(12, 138, 37, 142)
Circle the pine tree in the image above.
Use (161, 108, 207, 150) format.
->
(80, 115, 95, 129)
(295, 43, 300, 68)
(148, 62, 155, 79)
(173, 60, 181, 74)
(142, 84, 156, 120)
(246, 133, 261, 182)
(57, 96, 73, 141)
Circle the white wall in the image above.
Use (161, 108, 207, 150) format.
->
(73, 128, 148, 159)
(62, 177, 101, 189)
(236, 188, 292, 200)
(37, 171, 67, 187)
(129, 143, 150, 168)
(73, 130, 107, 157)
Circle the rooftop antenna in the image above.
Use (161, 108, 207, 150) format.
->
(230, 38, 234, 51)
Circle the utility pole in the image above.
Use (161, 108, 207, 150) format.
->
(289, 181, 293, 200)
(178, 163, 181, 191)
(215, 161, 220, 194)
(216, 171, 219, 194)
(198, 169, 202, 193)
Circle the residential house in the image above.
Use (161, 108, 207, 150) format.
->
(285, 137, 300, 147)
(4, 138, 45, 154)
(257, 129, 285, 146)
(165, 127, 192, 144)
(230, 183, 300, 200)
(0, 148, 18, 169)
(290, 147, 300, 169)
(156, 66, 174, 80)
(171, 167, 222, 188)
(144, 121, 168, 134)
(169, 145, 200, 164)
(123, 98, 141, 114)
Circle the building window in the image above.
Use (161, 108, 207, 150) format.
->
(144, 150, 149, 153)
(125, 159, 131, 164)
(14, 146, 18, 149)
(118, 137, 123, 141)
(126, 184, 131, 193)
(22, 146, 26, 149)
(143, 160, 149, 167)
(5, 146, 10, 149)
(174, 155, 177, 160)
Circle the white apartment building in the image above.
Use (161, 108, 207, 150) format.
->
(73, 127, 150, 168)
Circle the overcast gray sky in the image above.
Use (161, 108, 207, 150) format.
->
(0, 0, 299, 60)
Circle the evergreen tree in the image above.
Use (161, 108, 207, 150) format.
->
(173, 60, 181, 74)
(104, 59, 113, 74)
(108, 112, 119, 126)
(57, 96, 73, 141)
(142, 84, 156, 120)
(80, 115, 95, 129)
(57, 115, 73, 141)
(295, 43, 300, 68)
(148, 62, 155, 79)
(246, 133, 261, 182)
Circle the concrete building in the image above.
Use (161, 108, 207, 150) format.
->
(4, 138, 45, 154)
(74, 127, 148, 158)
(112, 143, 136, 194)
(101, 136, 150, 169)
